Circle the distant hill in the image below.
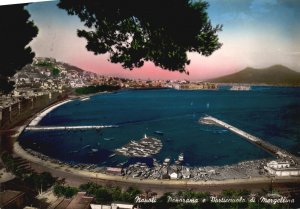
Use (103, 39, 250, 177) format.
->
(208, 65, 300, 86)
(34, 57, 89, 74)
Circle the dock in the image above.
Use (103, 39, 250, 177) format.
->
(200, 115, 300, 164)
(25, 125, 118, 131)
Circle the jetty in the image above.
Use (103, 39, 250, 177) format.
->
(25, 125, 118, 131)
(200, 115, 300, 164)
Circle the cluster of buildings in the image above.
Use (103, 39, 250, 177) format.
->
(0, 57, 218, 110)
(12, 57, 218, 94)
(12, 57, 98, 94)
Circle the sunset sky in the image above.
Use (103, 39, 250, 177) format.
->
(26, 0, 300, 81)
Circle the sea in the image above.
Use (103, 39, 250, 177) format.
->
(18, 86, 300, 167)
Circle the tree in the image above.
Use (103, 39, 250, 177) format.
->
(53, 184, 79, 198)
(95, 188, 113, 204)
(52, 67, 60, 76)
(0, 4, 38, 94)
(58, 0, 222, 73)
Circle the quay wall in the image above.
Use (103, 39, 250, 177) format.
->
(25, 125, 118, 131)
(0, 92, 67, 129)
(201, 116, 300, 164)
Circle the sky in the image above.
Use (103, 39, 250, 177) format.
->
(25, 0, 300, 81)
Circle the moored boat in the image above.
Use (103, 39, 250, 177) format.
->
(178, 153, 184, 161)
(154, 130, 164, 135)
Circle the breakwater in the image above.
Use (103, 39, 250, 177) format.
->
(200, 115, 300, 164)
(25, 125, 118, 131)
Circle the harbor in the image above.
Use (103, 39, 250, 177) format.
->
(20, 143, 268, 181)
(199, 115, 300, 164)
(17, 113, 300, 183)
(13, 88, 300, 185)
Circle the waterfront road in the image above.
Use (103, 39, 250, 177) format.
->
(13, 141, 300, 195)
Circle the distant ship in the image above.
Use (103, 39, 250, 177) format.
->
(230, 85, 251, 91)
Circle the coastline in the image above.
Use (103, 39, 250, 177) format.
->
(13, 141, 300, 192)
(9, 90, 300, 193)
(28, 99, 73, 126)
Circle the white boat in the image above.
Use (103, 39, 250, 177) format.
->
(109, 153, 116, 158)
(178, 153, 184, 161)
(164, 158, 171, 163)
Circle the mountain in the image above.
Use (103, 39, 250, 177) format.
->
(208, 65, 300, 86)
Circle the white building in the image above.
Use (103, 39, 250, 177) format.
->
(170, 172, 178, 180)
(264, 161, 300, 177)
(267, 161, 290, 169)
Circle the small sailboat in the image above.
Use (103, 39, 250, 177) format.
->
(81, 145, 91, 150)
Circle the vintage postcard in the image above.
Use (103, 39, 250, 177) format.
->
(1, 0, 300, 209)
